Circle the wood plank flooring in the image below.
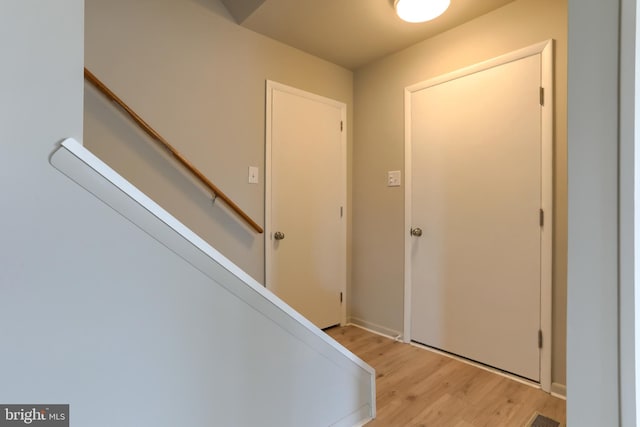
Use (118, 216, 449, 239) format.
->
(326, 325, 565, 427)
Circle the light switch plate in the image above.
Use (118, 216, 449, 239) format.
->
(388, 170, 401, 187)
(248, 166, 259, 184)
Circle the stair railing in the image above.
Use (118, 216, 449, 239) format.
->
(84, 68, 263, 234)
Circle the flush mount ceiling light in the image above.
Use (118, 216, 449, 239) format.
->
(394, 0, 450, 23)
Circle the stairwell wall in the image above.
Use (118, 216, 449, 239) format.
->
(0, 2, 373, 425)
(84, 0, 354, 284)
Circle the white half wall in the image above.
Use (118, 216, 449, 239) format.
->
(567, 0, 622, 425)
(0, 2, 374, 426)
(621, 0, 640, 425)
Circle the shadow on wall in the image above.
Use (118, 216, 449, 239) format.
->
(83, 82, 257, 251)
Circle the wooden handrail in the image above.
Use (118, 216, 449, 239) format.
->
(84, 68, 264, 234)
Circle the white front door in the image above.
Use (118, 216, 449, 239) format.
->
(266, 81, 346, 329)
(406, 48, 551, 382)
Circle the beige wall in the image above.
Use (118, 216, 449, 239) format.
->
(351, 0, 567, 386)
(85, 0, 567, 387)
(84, 0, 353, 283)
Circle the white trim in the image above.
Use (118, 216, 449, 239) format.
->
(265, 81, 348, 326)
(52, 139, 375, 407)
(349, 322, 564, 402)
(347, 321, 403, 342)
(620, 0, 639, 425)
(348, 322, 564, 407)
(539, 40, 555, 394)
(551, 382, 567, 400)
(409, 341, 542, 390)
(404, 40, 552, 94)
(403, 40, 554, 392)
(339, 102, 348, 327)
(265, 81, 274, 286)
(329, 403, 374, 427)
(403, 86, 413, 345)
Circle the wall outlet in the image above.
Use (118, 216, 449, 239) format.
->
(387, 170, 401, 187)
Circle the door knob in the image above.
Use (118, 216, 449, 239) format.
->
(274, 231, 285, 241)
(411, 227, 423, 237)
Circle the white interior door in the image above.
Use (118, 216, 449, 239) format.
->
(266, 81, 346, 330)
(408, 53, 545, 381)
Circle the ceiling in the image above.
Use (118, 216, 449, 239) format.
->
(222, 0, 517, 69)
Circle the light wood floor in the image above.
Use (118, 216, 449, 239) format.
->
(326, 325, 565, 427)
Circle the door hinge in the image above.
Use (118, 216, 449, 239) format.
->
(539, 208, 544, 227)
(538, 329, 543, 349)
(340, 292, 343, 303)
(539, 87, 544, 106)
(340, 206, 344, 218)
(340, 121, 344, 132)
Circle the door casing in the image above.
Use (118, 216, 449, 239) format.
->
(265, 80, 348, 327)
(403, 40, 554, 392)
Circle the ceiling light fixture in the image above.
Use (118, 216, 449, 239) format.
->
(394, 0, 450, 23)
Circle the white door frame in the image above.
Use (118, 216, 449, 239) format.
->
(265, 80, 348, 326)
(403, 40, 554, 392)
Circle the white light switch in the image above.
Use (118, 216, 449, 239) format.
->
(248, 166, 259, 184)
(387, 170, 401, 187)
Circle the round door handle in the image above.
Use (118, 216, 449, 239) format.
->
(411, 227, 423, 237)
(274, 231, 285, 241)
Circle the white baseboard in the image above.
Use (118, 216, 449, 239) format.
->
(330, 403, 373, 427)
(348, 317, 402, 341)
(410, 341, 541, 390)
(551, 382, 566, 399)
(347, 317, 566, 401)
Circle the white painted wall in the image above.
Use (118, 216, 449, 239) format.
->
(568, 0, 640, 422)
(620, 1, 639, 425)
(631, 3, 640, 425)
(567, 0, 622, 425)
(0, 2, 373, 426)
